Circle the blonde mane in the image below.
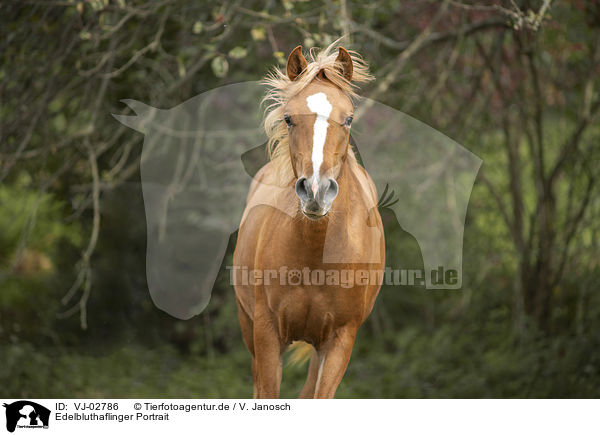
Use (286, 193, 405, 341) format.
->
(261, 41, 373, 186)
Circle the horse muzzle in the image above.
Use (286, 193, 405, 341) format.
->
(295, 175, 339, 219)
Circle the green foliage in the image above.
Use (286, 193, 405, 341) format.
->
(0, 173, 81, 265)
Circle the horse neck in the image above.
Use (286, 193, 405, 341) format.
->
(331, 153, 366, 220)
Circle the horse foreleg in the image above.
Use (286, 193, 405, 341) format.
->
(298, 348, 319, 398)
(313, 327, 357, 399)
(253, 310, 284, 398)
(236, 299, 259, 397)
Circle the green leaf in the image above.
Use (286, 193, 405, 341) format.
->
(52, 113, 67, 132)
(211, 56, 229, 78)
(251, 27, 266, 41)
(228, 46, 247, 59)
(192, 21, 203, 34)
(176, 56, 186, 78)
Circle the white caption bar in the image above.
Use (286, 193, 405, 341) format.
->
(0, 399, 597, 434)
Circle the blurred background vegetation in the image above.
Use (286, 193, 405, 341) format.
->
(2, 0, 600, 398)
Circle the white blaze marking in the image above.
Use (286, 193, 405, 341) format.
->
(306, 92, 332, 182)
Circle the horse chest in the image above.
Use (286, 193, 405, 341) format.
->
(264, 283, 364, 344)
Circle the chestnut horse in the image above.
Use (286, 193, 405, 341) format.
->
(233, 43, 385, 398)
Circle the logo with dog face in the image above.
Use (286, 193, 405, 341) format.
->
(3, 401, 50, 432)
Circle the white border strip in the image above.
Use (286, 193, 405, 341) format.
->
(0, 399, 596, 435)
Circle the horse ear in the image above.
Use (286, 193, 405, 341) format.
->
(335, 47, 353, 82)
(286, 45, 308, 81)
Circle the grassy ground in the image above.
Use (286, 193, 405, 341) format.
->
(3, 317, 600, 399)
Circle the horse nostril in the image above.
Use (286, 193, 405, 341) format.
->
(295, 177, 310, 201)
(324, 178, 339, 202)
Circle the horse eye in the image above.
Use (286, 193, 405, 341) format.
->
(284, 115, 293, 127)
(345, 115, 353, 127)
